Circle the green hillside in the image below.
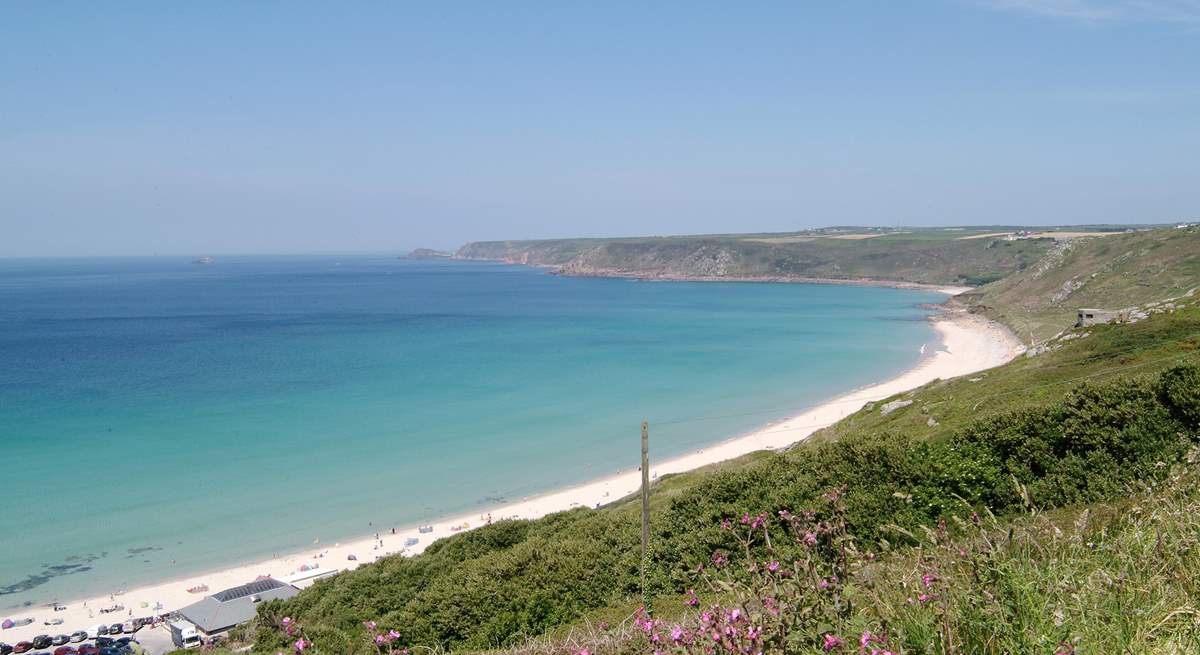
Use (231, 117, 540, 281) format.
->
(457, 227, 1061, 287)
(960, 226, 1200, 344)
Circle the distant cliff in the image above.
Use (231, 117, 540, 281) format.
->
(456, 229, 1054, 288)
(403, 248, 454, 260)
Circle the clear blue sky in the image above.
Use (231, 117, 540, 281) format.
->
(2, 1, 1198, 256)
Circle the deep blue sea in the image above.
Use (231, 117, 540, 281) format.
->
(0, 256, 943, 609)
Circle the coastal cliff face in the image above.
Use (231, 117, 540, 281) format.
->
(456, 230, 1053, 287)
(960, 226, 1200, 343)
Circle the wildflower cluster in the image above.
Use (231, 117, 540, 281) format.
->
(630, 487, 900, 654)
(270, 615, 409, 655)
(363, 620, 406, 655)
(278, 616, 310, 654)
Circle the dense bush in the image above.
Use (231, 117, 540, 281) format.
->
(255, 364, 1199, 653)
(508, 452, 1200, 655)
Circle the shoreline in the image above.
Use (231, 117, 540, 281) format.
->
(455, 257, 973, 294)
(0, 294, 1022, 642)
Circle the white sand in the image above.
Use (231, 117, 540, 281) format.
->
(1, 300, 1022, 643)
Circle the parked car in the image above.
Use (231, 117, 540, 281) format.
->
(67, 634, 84, 645)
(0, 642, 12, 655)
(12, 643, 32, 654)
(92, 639, 111, 649)
(76, 646, 99, 655)
(53, 646, 77, 655)
(30, 637, 51, 650)
(50, 637, 68, 647)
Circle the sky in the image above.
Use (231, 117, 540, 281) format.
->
(2, 1, 1198, 256)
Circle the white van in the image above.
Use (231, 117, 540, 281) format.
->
(170, 620, 202, 649)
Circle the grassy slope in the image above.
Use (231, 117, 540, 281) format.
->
(457, 228, 1056, 287)
(960, 226, 1200, 344)
(248, 306, 1200, 653)
(499, 459, 1200, 655)
(188, 460, 1200, 655)
(810, 300, 1200, 446)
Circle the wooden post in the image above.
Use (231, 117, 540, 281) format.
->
(640, 420, 650, 606)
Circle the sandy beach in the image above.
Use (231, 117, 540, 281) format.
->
(1, 295, 1022, 643)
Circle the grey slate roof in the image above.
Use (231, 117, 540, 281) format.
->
(178, 578, 298, 634)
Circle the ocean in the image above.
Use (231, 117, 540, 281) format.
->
(0, 256, 943, 609)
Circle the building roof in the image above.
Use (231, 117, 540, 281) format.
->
(177, 578, 298, 634)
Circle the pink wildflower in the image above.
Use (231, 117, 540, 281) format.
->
(671, 626, 685, 642)
(364, 620, 377, 630)
(685, 589, 700, 606)
(822, 633, 845, 651)
(388, 630, 400, 640)
(860, 631, 882, 648)
(804, 531, 818, 546)
(294, 638, 308, 652)
(767, 560, 780, 572)
(921, 572, 937, 588)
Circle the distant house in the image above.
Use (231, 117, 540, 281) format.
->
(176, 578, 299, 641)
(1076, 308, 1123, 327)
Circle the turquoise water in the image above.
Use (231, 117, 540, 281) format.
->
(0, 256, 943, 608)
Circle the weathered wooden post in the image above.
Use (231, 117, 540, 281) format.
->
(640, 419, 651, 610)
